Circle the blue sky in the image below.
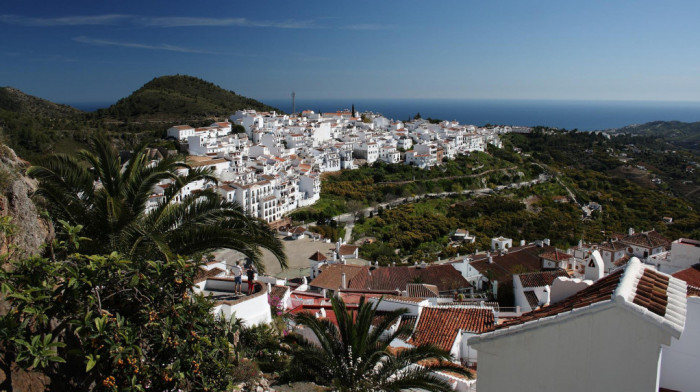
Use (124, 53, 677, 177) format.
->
(2, 0, 700, 104)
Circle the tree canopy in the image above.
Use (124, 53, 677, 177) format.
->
(283, 295, 472, 391)
(27, 137, 286, 271)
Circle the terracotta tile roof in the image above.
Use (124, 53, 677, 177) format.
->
(269, 285, 289, 300)
(382, 295, 427, 304)
(309, 264, 366, 290)
(540, 250, 573, 262)
(406, 283, 439, 298)
(308, 251, 327, 262)
(338, 244, 359, 256)
(338, 292, 385, 305)
(348, 264, 469, 292)
(482, 259, 687, 339)
(599, 240, 627, 252)
(291, 226, 306, 235)
(518, 270, 570, 288)
(632, 269, 669, 317)
(497, 270, 624, 330)
(619, 230, 671, 249)
(194, 267, 225, 283)
(524, 291, 541, 309)
(410, 307, 495, 351)
(687, 285, 700, 298)
(672, 264, 700, 288)
(613, 254, 632, 267)
(397, 315, 417, 340)
(470, 245, 553, 283)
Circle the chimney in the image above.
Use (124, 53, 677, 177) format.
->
(392, 262, 396, 267)
(628, 227, 635, 236)
(520, 240, 526, 246)
(488, 254, 494, 264)
(544, 238, 550, 246)
(341, 272, 347, 289)
(578, 239, 583, 247)
(543, 285, 551, 306)
(414, 262, 418, 266)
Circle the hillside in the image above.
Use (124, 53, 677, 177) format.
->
(0, 87, 83, 118)
(97, 75, 282, 121)
(0, 76, 282, 159)
(608, 121, 700, 152)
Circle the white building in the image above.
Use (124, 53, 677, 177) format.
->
(469, 258, 687, 392)
(659, 238, 700, 274)
(353, 142, 379, 164)
(661, 265, 700, 391)
(167, 125, 195, 141)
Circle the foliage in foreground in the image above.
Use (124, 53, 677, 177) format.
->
(0, 236, 245, 391)
(283, 295, 472, 391)
(27, 136, 286, 272)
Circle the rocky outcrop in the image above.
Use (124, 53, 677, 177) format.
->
(0, 143, 53, 258)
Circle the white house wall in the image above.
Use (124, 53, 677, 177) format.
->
(660, 296, 700, 391)
(471, 306, 672, 392)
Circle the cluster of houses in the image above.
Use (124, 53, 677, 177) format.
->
(163, 107, 700, 390)
(160, 109, 509, 225)
(191, 227, 700, 390)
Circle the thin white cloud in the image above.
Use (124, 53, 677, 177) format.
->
(0, 14, 130, 26)
(73, 36, 212, 54)
(138, 16, 318, 29)
(0, 13, 383, 30)
(343, 24, 394, 31)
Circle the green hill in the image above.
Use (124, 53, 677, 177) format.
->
(609, 121, 700, 152)
(0, 87, 83, 118)
(97, 75, 282, 121)
(0, 76, 282, 159)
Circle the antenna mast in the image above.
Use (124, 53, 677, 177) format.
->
(291, 91, 296, 115)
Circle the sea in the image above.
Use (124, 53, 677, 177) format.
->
(70, 99, 700, 132)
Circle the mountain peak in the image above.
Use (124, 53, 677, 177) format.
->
(101, 74, 282, 121)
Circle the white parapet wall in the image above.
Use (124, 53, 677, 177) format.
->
(199, 279, 272, 327)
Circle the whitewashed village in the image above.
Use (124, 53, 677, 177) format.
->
(158, 109, 511, 224)
(153, 109, 700, 391)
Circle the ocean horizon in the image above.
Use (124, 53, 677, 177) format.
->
(68, 98, 700, 131)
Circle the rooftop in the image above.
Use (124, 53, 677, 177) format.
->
(518, 269, 570, 288)
(672, 264, 700, 289)
(618, 230, 671, 249)
(476, 259, 687, 341)
(406, 283, 439, 298)
(540, 250, 574, 262)
(410, 307, 495, 351)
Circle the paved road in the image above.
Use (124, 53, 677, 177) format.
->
(331, 173, 551, 227)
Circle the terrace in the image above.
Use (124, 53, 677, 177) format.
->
(193, 277, 272, 326)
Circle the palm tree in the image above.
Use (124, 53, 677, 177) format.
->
(27, 137, 286, 271)
(284, 295, 472, 391)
